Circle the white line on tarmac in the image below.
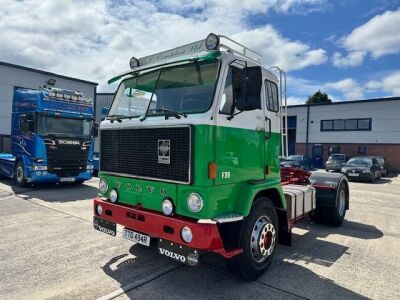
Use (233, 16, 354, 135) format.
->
(97, 264, 182, 300)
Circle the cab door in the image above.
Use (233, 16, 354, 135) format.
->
(214, 62, 265, 185)
(263, 78, 281, 177)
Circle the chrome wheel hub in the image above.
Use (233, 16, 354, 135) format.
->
(250, 216, 276, 262)
(16, 167, 23, 182)
(338, 189, 346, 216)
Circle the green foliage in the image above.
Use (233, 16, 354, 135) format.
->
(306, 90, 332, 104)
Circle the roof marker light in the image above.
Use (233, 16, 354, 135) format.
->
(129, 57, 140, 69)
(205, 33, 219, 50)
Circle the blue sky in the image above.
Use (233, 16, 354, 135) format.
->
(0, 0, 399, 104)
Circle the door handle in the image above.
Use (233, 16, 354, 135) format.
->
(265, 117, 272, 139)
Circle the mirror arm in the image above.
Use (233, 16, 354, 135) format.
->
(227, 110, 244, 120)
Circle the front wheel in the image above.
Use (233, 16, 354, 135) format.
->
(226, 197, 278, 281)
(370, 172, 375, 183)
(14, 161, 27, 187)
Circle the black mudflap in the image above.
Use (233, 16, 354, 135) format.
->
(158, 239, 200, 266)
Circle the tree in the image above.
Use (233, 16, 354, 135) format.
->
(306, 90, 332, 104)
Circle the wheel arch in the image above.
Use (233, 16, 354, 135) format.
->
(13, 156, 30, 177)
(235, 182, 286, 219)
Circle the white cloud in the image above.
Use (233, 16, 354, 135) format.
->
(332, 51, 366, 68)
(232, 25, 327, 71)
(366, 71, 400, 95)
(0, 0, 328, 91)
(381, 71, 400, 95)
(324, 78, 364, 100)
(287, 96, 306, 105)
(333, 10, 400, 68)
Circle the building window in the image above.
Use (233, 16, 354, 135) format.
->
(321, 120, 333, 130)
(333, 120, 345, 130)
(358, 146, 367, 155)
(321, 118, 372, 131)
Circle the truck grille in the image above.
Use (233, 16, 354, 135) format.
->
(100, 126, 192, 184)
(46, 146, 88, 177)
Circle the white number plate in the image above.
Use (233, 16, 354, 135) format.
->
(123, 228, 150, 246)
(60, 177, 75, 182)
(348, 173, 359, 177)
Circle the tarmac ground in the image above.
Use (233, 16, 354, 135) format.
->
(0, 173, 399, 299)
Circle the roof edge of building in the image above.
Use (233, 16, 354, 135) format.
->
(288, 96, 400, 108)
(0, 61, 98, 86)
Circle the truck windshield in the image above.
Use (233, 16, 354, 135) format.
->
(36, 115, 93, 138)
(108, 60, 219, 118)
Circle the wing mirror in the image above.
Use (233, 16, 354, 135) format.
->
(235, 66, 262, 112)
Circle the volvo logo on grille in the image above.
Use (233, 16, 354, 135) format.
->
(58, 140, 80, 145)
(158, 140, 170, 164)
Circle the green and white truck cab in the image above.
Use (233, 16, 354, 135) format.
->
(93, 34, 349, 280)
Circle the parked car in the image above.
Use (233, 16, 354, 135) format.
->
(374, 156, 387, 177)
(325, 154, 349, 172)
(280, 155, 313, 170)
(341, 156, 381, 182)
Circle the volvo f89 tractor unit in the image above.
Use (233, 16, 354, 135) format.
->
(93, 33, 349, 280)
(0, 88, 97, 186)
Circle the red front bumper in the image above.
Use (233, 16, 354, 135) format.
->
(93, 197, 242, 258)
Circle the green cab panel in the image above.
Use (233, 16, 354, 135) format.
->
(98, 124, 286, 220)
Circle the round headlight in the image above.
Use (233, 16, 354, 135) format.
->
(109, 189, 118, 203)
(181, 226, 193, 243)
(96, 204, 103, 216)
(99, 179, 108, 193)
(187, 193, 203, 212)
(162, 198, 174, 216)
(205, 33, 219, 50)
(129, 57, 140, 69)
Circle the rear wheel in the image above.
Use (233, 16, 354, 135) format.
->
(226, 197, 278, 281)
(324, 181, 348, 226)
(14, 161, 27, 187)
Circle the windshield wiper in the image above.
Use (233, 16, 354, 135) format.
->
(150, 108, 187, 120)
(107, 114, 138, 123)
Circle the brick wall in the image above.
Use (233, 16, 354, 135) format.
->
(295, 143, 400, 172)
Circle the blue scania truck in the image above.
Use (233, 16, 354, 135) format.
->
(0, 87, 97, 186)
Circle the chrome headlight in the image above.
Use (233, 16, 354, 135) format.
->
(181, 226, 193, 243)
(109, 189, 118, 203)
(341, 168, 347, 173)
(187, 193, 203, 213)
(99, 179, 108, 193)
(162, 198, 174, 216)
(96, 204, 103, 216)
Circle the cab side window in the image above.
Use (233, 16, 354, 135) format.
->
(220, 66, 242, 115)
(265, 80, 279, 112)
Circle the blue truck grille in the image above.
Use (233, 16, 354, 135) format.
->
(100, 126, 192, 184)
(46, 146, 88, 177)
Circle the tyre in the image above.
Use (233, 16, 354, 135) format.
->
(370, 172, 375, 183)
(324, 181, 348, 227)
(226, 197, 278, 281)
(14, 160, 27, 187)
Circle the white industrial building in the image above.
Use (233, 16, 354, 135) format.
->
(287, 97, 400, 171)
(0, 61, 98, 152)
